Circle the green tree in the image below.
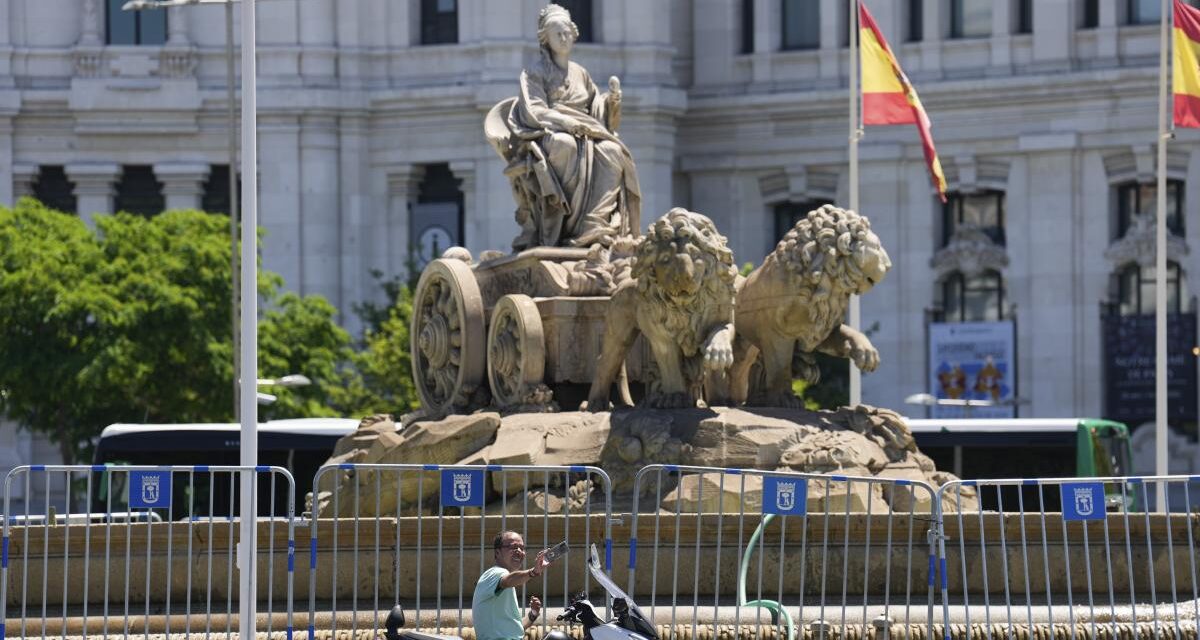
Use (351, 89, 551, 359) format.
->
(326, 271, 420, 418)
(0, 199, 352, 464)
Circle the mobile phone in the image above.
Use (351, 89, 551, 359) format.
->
(544, 540, 570, 564)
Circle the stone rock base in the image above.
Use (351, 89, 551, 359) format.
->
(309, 405, 979, 516)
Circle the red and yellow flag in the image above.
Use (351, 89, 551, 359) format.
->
(1176, 0, 1200, 128)
(859, 1, 948, 202)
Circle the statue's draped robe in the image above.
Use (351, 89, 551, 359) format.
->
(503, 57, 642, 248)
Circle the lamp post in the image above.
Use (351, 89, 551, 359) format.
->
(123, 0, 241, 422)
(256, 374, 312, 404)
(124, 0, 257, 635)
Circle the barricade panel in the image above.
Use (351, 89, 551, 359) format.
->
(935, 475, 1200, 640)
(0, 464, 295, 639)
(628, 464, 940, 640)
(306, 463, 613, 639)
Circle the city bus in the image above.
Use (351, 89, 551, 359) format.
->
(89, 418, 358, 517)
(903, 417, 1135, 510)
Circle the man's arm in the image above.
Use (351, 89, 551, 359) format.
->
(498, 550, 549, 590)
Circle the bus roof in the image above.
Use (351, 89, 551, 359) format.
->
(99, 417, 360, 439)
(902, 418, 1126, 433)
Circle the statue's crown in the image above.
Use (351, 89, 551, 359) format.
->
(539, 3, 571, 27)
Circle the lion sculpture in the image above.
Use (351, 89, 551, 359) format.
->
(586, 208, 738, 410)
(731, 204, 892, 407)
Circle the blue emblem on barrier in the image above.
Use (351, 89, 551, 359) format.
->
(441, 469, 484, 507)
(1061, 482, 1105, 521)
(129, 471, 171, 509)
(763, 475, 806, 516)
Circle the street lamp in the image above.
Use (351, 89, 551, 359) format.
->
(123, 0, 241, 421)
(131, 0, 260, 635)
(903, 392, 997, 417)
(256, 374, 312, 404)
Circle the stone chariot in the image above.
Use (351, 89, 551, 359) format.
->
(411, 248, 649, 415)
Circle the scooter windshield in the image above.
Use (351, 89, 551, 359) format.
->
(587, 545, 651, 624)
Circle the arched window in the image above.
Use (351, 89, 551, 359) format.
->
(1115, 180, 1184, 240)
(940, 270, 1006, 322)
(949, 0, 991, 39)
(420, 0, 458, 45)
(1115, 262, 1187, 316)
(782, 0, 820, 50)
(774, 199, 832, 242)
(942, 190, 1005, 247)
(106, 0, 167, 45)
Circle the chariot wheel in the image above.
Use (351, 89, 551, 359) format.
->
(411, 258, 486, 413)
(486, 294, 547, 407)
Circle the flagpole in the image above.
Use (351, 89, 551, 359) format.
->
(1154, 0, 1171, 511)
(849, 0, 863, 407)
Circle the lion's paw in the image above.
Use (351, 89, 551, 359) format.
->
(643, 392, 696, 410)
(747, 392, 808, 409)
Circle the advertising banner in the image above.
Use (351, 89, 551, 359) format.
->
(928, 321, 1016, 418)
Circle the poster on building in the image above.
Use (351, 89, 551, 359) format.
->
(927, 321, 1016, 418)
(1101, 313, 1197, 424)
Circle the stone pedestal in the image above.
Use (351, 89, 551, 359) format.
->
(65, 163, 120, 227)
(154, 162, 210, 211)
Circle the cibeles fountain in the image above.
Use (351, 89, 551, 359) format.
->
(311, 3, 975, 517)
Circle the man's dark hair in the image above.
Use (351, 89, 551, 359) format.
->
(493, 530, 521, 550)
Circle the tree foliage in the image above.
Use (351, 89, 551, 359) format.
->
(326, 271, 420, 418)
(0, 199, 353, 464)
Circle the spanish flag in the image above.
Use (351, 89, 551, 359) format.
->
(859, 2, 948, 202)
(1176, 0, 1200, 128)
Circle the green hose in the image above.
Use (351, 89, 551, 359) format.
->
(737, 513, 795, 640)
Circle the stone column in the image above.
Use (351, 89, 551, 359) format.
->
(818, 0, 841, 81)
(299, 115, 340, 307)
(1030, 0, 1071, 71)
(339, 114, 369, 332)
(449, 160, 478, 253)
(299, 0, 336, 80)
(258, 115, 303, 292)
(386, 165, 423, 279)
(12, 164, 39, 202)
(167, 5, 189, 45)
(154, 162, 209, 211)
(989, 0, 1014, 73)
(692, 0, 738, 85)
(0, 0, 13, 82)
(751, 0, 776, 83)
(920, 0, 943, 75)
(1018, 134, 1081, 417)
(79, 0, 102, 46)
(1097, 0, 1119, 60)
(0, 118, 12, 206)
(65, 163, 120, 227)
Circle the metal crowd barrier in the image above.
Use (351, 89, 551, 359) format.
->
(935, 475, 1200, 640)
(307, 463, 613, 639)
(628, 464, 940, 640)
(0, 464, 296, 639)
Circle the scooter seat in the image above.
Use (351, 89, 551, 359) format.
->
(401, 632, 463, 640)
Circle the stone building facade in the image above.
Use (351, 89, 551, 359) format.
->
(2, 0, 1199, 443)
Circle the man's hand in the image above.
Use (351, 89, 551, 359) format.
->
(530, 549, 550, 576)
(524, 595, 543, 629)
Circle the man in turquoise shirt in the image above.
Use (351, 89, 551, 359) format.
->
(472, 531, 551, 640)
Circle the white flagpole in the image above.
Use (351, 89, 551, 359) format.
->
(1154, 0, 1171, 511)
(238, 0, 259, 634)
(849, 0, 863, 407)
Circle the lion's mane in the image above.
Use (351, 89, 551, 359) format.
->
(632, 208, 738, 357)
(768, 204, 882, 331)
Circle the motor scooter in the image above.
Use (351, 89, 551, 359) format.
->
(554, 544, 658, 640)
